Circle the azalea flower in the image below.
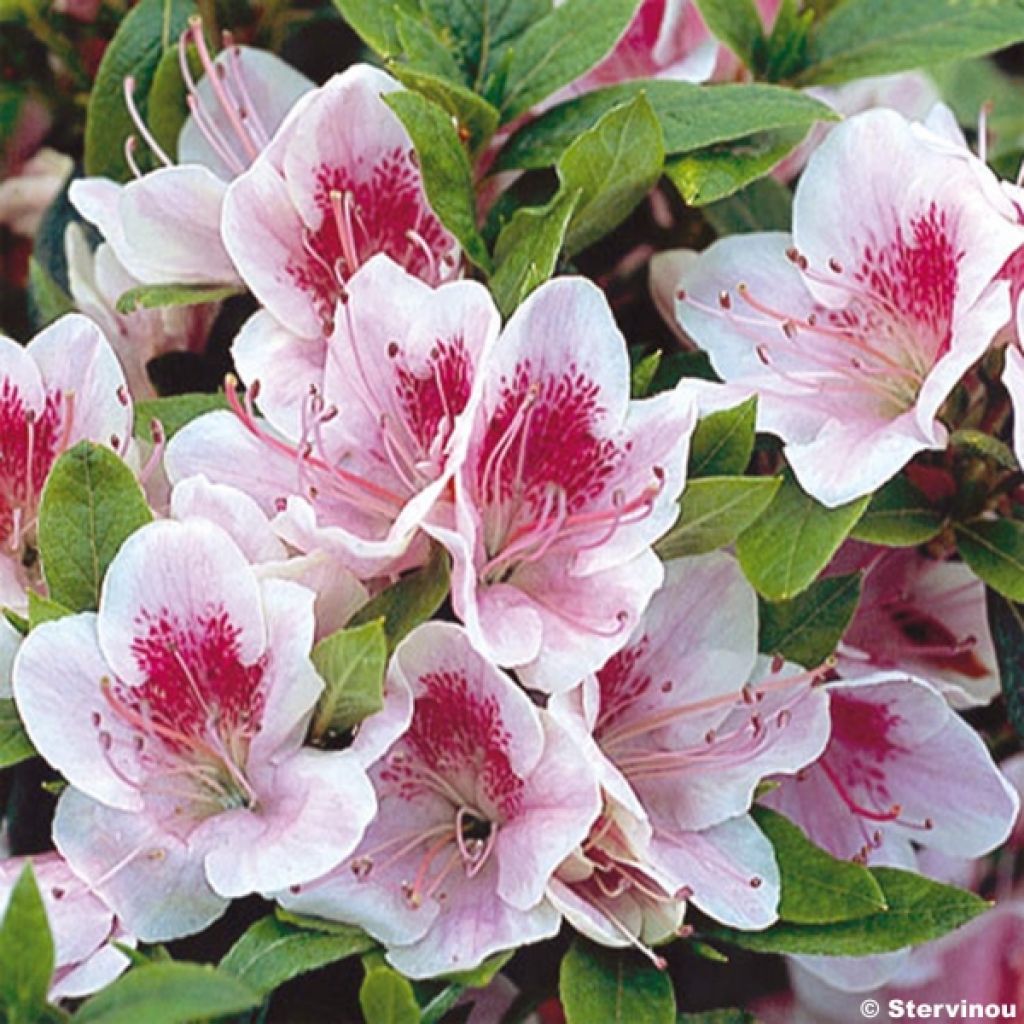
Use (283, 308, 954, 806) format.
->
(12, 518, 376, 941)
(221, 64, 459, 345)
(547, 553, 831, 955)
(828, 541, 999, 709)
(165, 254, 500, 577)
(427, 275, 697, 692)
(70, 24, 313, 288)
(64, 224, 220, 401)
(0, 147, 72, 239)
(280, 622, 602, 979)
(0, 852, 135, 1000)
(764, 676, 1018, 871)
(674, 109, 1024, 506)
(0, 314, 131, 622)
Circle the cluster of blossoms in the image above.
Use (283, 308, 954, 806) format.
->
(2, 0, 1024, 1016)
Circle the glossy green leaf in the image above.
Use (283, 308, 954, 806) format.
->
(133, 392, 230, 440)
(220, 915, 374, 995)
(27, 591, 72, 630)
(349, 543, 450, 651)
(702, 177, 793, 236)
(384, 91, 493, 273)
(688, 398, 757, 478)
(557, 93, 664, 254)
(310, 618, 388, 742)
(331, 0, 423, 57)
(0, 866, 54, 1023)
(631, 350, 663, 399)
(693, 0, 765, 69)
(84, 0, 196, 180)
(851, 475, 944, 547)
(751, 807, 887, 925)
(799, 0, 1024, 86)
(956, 518, 1024, 602)
(987, 589, 1024, 740)
(560, 939, 675, 1024)
(758, 572, 862, 668)
(490, 187, 581, 316)
(146, 44, 191, 161)
(497, 80, 835, 170)
(736, 471, 868, 601)
(74, 963, 260, 1024)
(0, 700, 35, 771)
(657, 476, 781, 559)
(359, 965, 420, 1024)
(115, 281, 242, 315)
(709, 868, 989, 956)
(500, 0, 640, 121)
(37, 442, 153, 612)
(396, 11, 466, 82)
(666, 125, 809, 206)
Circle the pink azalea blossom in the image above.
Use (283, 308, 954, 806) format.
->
(0, 313, 132, 621)
(165, 254, 500, 577)
(64, 224, 219, 401)
(70, 26, 313, 288)
(427, 276, 697, 692)
(221, 64, 459, 346)
(547, 554, 831, 955)
(12, 518, 376, 941)
(280, 622, 601, 979)
(674, 109, 1024, 506)
(764, 676, 1018, 871)
(828, 541, 999, 709)
(0, 852, 135, 1000)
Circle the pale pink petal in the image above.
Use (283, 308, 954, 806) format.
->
(1005, 338, 1024, 468)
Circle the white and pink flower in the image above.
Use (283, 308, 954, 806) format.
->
(675, 109, 1024, 506)
(429, 276, 697, 692)
(165, 254, 500, 577)
(12, 518, 376, 941)
(281, 622, 601, 978)
(0, 852, 135, 1000)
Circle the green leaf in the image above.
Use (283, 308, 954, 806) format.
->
(759, 0, 814, 81)
(310, 618, 388, 742)
(556, 93, 664, 254)
(736, 471, 868, 601)
(74, 963, 261, 1024)
(115, 281, 243, 315)
(2, 609, 27, 637)
(850, 475, 944, 547)
(708, 867, 989, 956)
(331, 0, 423, 57)
(27, 257, 74, 331)
(490, 187, 581, 316)
(392, 65, 500, 155)
(751, 807, 887, 925)
(799, 0, 1024, 86)
(220, 915, 374, 995)
(0, 700, 35, 770)
(500, 0, 640, 121)
(702, 176, 793, 236)
(384, 91, 493, 274)
(420, 0, 549, 95)
(950, 428, 1019, 472)
(497, 80, 836, 171)
(955, 518, 1024, 602)
(37, 441, 154, 612)
(988, 589, 1024, 741)
(0, 865, 54, 1023)
(359, 965, 421, 1024)
(688, 398, 757, 478)
(656, 476, 781, 559)
(133, 392, 230, 440)
(631, 350, 662, 399)
(276, 908, 375, 937)
(396, 11, 466, 83)
(758, 572, 862, 668)
(349, 543, 450, 651)
(560, 939, 675, 1024)
(442, 949, 515, 988)
(666, 125, 809, 206)
(693, 0, 765, 69)
(27, 591, 73, 629)
(146, 45, 190, 161)
(84, 0, 197, 180)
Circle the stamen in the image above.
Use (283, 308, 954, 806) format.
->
(122, 77, 173, 168)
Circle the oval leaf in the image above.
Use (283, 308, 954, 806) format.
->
(310, 618, 388, 741)
(955, 518, 1024, 603)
